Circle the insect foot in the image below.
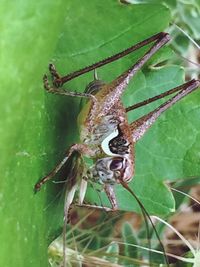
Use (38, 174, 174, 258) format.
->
(49, 63, 63, 87)
(43, 74, 52, 92)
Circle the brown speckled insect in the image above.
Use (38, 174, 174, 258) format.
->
(35, 32, 200, 266)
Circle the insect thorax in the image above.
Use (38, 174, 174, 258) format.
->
(79, 79, 134, 185)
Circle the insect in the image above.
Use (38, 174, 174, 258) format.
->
(35, 32, 200, 266)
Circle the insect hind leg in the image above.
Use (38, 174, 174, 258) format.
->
(49, 63, 62, 87)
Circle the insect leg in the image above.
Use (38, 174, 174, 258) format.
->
(104, 184, 118, 210)
(34, 144, 94, 191)
(59, 155, 88, 267)
(43, 71, 97, 103)
(75, 184, 119, 211)
(54, 32, 170, 85)
(97, 32, 171, 117)
(62, 181, 117, 267)
(126, 79, 197, 112)
(63, 183, 78, 267)
(44, 33, 170, 118)
(78, 178, 88, 205)
(76, 203, 114, 212)
(130, 79, 200, 142)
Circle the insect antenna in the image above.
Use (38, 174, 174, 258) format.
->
(120, 180, 169, 266)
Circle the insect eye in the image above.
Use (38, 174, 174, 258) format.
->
(110, 158, 123, 170)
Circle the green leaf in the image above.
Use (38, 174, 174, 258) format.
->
(0, 1, 68, 267)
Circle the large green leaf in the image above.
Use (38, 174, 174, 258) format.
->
(0, 1, 68, 267)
